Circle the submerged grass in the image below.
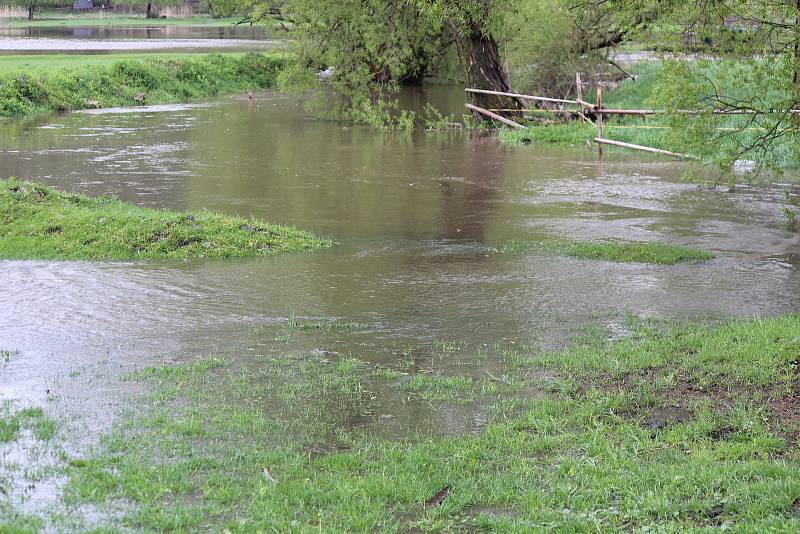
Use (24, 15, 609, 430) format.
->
(0, 401, 59, 534)
(501, 239, 715, 265)
(0, 178, 331, 260)
(0, 52, 289, 119)
(53, 315, 800, 532)
(0, 404, 57, 443)
(286, 317, 370, 332)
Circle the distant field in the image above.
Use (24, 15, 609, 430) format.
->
(0, 52, 248, 73)
(0, 12, 241, 27)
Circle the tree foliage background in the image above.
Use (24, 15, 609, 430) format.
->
(233, 0, 800, 193)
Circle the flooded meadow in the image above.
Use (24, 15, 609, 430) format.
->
(2, 87, 800, 531)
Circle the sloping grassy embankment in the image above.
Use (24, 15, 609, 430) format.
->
(0, 178, 331, 260)
(0, 52, 288, 119)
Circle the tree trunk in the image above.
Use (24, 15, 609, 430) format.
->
(794, 0, 800, 91)
(457, 24, 523, 117)
(146, 2, 154, 18)
(28, 3, 34, 20)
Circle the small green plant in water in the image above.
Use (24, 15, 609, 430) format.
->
(783, 188, 799, 226)
(0, 404, 57, 443)
(287, 315, 369, 333)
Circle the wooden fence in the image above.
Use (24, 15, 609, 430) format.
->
(464, 83, 799, 160)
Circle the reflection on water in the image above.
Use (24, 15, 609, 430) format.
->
(0, 24, 268, 40)
(0, 87, 799, 445)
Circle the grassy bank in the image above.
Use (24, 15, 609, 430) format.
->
(0, 52, 250, 74)
(15, 314, 794, 532)
(501, 239, 715, 265)
(0, 52, 288, 119)
(0, 178, 331, 260)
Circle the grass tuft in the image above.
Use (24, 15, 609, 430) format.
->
(501, 239, 715, 265)
(0, 178, 331, 260)
(0, 404, 57, 443)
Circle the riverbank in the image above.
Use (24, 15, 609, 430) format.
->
(0, 178, 331, 259)
(0, 52, 288, 119)
(5, 314, 798, 531)
(501, 62, 800, 169)
(0, 52, 252, 74)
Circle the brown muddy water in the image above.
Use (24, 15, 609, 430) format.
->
(1, 87, 799, 519)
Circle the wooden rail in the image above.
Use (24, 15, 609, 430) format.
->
(465, 88, 577, 105)
(464, 84, 800, 159)
(593, 137, 696, 159)
(464, 103, 523, 129)
(465, 87, 800, 115)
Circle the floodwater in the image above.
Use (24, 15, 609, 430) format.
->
(0, 24, 276, 52)
(0, 25, 269, 40)
(0, 87, 799, 515)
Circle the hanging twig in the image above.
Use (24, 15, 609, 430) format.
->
(608, 59, 637, 80)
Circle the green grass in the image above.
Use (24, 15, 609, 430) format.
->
(402, 372, 486, 403)
(54, 315, 800, 532)
(0, 515, 42, 534)
(0, 51, 290, 119)
(3, 12, 242, 27)
(0, 52, 250, 74)
(0, 404, 57, 443)
(0, 178, 331, 260)
(502, 63, 668, 151)
(502, 121, 595, 146)
(501, 239, 715, 265)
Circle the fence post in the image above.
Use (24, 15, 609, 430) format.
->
(596, 86, 604, 157)
(576, 73, 584, 124)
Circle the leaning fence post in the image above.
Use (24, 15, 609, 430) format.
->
(596, 86, 604, 157)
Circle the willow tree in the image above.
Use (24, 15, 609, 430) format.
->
(416, 0, 525, 112)
(7, 0, 59, 21)
(244, 0, 530, 117)
(271, 0, 448, 119)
